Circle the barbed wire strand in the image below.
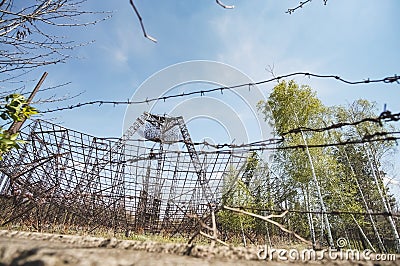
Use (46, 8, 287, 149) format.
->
(286, 0, 328, 14)
(282, 110, 400, 136)
(24, 110, 400, 155)
(40, 72, 400, 114)
(201, 134, 400, 155)
(228, 205, 400, 217)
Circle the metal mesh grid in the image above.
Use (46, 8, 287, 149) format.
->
(0, 118, 246, 236)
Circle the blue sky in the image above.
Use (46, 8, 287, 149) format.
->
(13, 1, 400, 186)
(28, 0, 399, 134)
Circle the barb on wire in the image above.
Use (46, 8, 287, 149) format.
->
(287, 0, 328, 14)
(286, 0, 312, 14)
(270, 132, 399, 151)
(25, 123, 397, 155)
(283, 110, 400, 136)
(196, 131, 400, 154)
(40, 72, 400, 114)
(228, 205, 400, 218)
(27, 109, 400, 157)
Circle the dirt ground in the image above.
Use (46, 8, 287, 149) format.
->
(0, 230, 399, 266)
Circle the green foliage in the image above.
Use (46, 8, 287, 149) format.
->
(242, 151, 259, 186)
(258, 80, 325, 136)
(0, 130, 21, 157)
(0, 94, 37, 159)
(1, 94, 38, 122)
(218, 154, 278, 237)
(258, 80, 329, 185)
(330, 100, 398, 228)
(218, 167, 257, 232)
(256, 80, 397, 247)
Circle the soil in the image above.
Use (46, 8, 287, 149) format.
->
(0, 230, 398, 266)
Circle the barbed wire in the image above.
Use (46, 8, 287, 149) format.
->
(286, 0, 328, 14)
(62, 130, 400, 157)
(39, 72, 400, 114)
(23, 109, 400, 157)
(197, 133, 399, 155)
(15, 130, 396, 158)
(282, 110, 400, 136)
(275, 133, 399, 151)
(145, 111, 400, 152)
(228, 205, 400, 217)
(200, 110, 400, 150)
(24, 106, 400, 158)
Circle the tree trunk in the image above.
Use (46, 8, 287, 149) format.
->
(300, 130, 334, 248)
(365, 146, 400, 253)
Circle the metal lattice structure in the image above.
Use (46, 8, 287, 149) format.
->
(0, 113, 246, 236)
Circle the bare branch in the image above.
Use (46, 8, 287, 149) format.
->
(287, 0, 328, 14)
(129, 0, 157, 43)
(0, 0, 109, 80)
(216, 0, 235, 9)
(266, 64, 278, 80)
(186, 209, 228, 247)
(32, 91, 84, 105)
(199, 231, 229, 246)
(223, 206, 312, 245)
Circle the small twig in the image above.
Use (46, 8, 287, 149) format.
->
(128, 0, 157, 43)
(199, 231, 229, 246)
(186, 209, 228, 247)
(187, 213, 212, 231)
(266, 64, 278, 80)
(224, 206, 312, 245)
(216, 0, 234, 9)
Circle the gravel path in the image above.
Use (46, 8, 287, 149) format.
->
(0, 230, 398, 266)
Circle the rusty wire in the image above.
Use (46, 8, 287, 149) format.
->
(286, 0, 328, 14)
(40, 72, 399, 114)
(228, 205, 400, 218)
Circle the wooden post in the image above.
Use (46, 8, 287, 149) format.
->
(8, 72, 48, 134)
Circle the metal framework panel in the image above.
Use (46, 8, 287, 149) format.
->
(0, 115, 246, 236)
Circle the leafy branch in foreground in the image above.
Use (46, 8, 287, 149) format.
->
(0, 94, 38, 159)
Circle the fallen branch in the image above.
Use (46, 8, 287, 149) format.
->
(223, 206, 312, 245)
(187, 208, 228, 247)
(200, 231, 229, 246)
